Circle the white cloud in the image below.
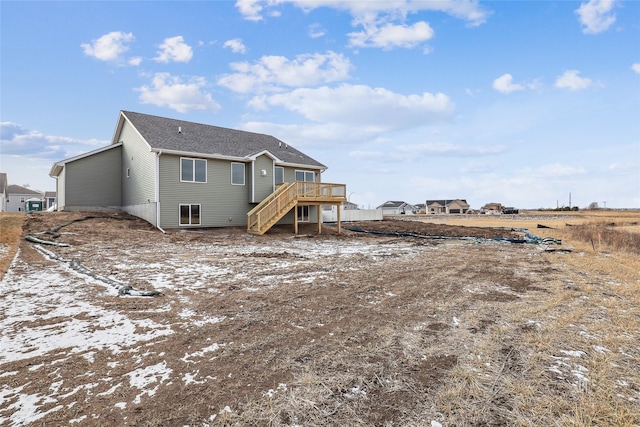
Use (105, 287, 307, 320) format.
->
(632, 63, 640, 74)
(218, 51, 352, 93)
(136, 73, 221, 113)
(223, 38, 247, 54)
(397, 142, 507, 157)
(308, 23, 326, 39)
(235, 0, 264, 21)
(235, 1, 489, 26)
(248, 84, 454, 132)
(492, 74, 525, 94)
(235, 1, 488, 50)
(154, 36, 193, 63)
(0, 122, 106, 159)
(348, 142, 506, 164)
(348, 21, 434, 49)
(554, 70, 593, 90)
(81, 31, 135, 63)
(575, 0, 617, 34)
(529, 163, 588, 178)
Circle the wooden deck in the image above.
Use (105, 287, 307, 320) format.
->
(247, 182, 347, 235)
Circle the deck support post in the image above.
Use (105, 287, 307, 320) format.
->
(317, 204, 322, 234)
(294, 206, 298, 234)
(337, 204, 341, 234)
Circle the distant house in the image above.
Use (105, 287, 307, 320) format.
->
(50, 111, 346, 234)
(342, 200, 358, 210)
(425, 199, 469, 214)
(480, 203, 518, 214)
(481, 202, 503, 213)
(376, 201, 417, 215)
(414, 203, 426, 214)
(0, 173, 7, 212)
(7, 185, 44, 212)
(44, 191, 57, 210)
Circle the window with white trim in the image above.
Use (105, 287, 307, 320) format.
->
(231, 162, 245, 185)
(179, 204, 201, 226)
(275, 166, 284, 185)
(295, 170, 314, 182)
(181, 158, 207, 183)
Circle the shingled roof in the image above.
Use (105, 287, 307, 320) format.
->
(120, 111, 326, 169)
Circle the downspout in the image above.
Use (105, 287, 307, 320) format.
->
(251, 160, 255, 203)
(155, 151, 166, 233)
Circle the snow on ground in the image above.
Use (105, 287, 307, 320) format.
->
(0, 236, 424, 426)
(0, 249, 174, 363)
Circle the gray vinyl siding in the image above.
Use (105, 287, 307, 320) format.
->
(253, 155, 275, 203)
(158, 155, 252, 228)
(120, 121, 156, 205)
(64, 146, 122, 207)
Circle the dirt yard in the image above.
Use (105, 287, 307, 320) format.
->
(1, 212, 638, 426)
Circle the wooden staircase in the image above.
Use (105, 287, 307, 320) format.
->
(247, 182, 346, 235)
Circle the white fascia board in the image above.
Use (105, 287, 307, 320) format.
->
(150, 148, 247, 162)
(246, 150, 281, 162)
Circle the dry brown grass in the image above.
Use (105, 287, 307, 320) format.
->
(412, 210, 640, 426)
(0, 212, 24, 280)
(5, 211, 640, 425)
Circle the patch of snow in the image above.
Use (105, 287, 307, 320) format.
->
(0, 256, 174, 363)
(183, 371, 206, 385)
(126, 361, 173, 404)
(181, 343, 224, 363)
(96, 384, 121, 396)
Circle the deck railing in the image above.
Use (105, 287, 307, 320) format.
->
(247, 182, 346, 234)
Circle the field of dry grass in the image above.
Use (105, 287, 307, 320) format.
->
(0, 213, 24, 280)
(1, 210, 639, 426)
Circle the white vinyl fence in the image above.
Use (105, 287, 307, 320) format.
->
(322, 207, 383, 223)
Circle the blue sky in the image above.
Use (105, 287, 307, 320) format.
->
(1, 0, 638, 209)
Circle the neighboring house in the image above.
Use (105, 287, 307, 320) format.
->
(414, 203, 426, 214)
(7, 185, 44, 212)
(44, 191, 57, 210)
(482, 202, 503, 213)
(376, 201, 417, 215)
(0, 173, 7, 212)
(50, 111, 346, 234)
(425, 199, 470, 214)
(342, 201, 358, 210)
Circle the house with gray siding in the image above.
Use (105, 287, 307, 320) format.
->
(50, 111, 346, 233)
(376, 201, 417, 215)
(6, 184, 44, 213)
(0, 173, 7, 212)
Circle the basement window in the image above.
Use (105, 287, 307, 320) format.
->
(179, 204, 201, 226)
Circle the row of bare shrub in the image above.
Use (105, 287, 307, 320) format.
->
(564, 221, 640, 254)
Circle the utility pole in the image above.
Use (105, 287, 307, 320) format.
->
(569, 192, 571, 209)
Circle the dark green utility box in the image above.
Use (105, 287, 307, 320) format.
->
(26, 199, 43, 212)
